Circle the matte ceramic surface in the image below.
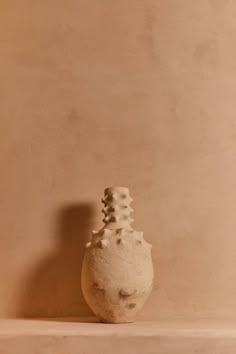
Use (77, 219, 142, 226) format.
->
(82, 187, 153, 323)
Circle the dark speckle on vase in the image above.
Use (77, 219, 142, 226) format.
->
(126, 303, 136, 309)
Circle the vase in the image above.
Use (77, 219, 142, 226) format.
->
(81, 187, 154, 323)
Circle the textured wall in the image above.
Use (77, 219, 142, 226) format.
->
(0, 0, 236, 319)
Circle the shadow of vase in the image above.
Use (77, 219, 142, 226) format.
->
(17, 203, 95, 319)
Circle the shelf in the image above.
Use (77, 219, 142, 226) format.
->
(1, 318, 236, 354)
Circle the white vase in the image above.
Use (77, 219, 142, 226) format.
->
(81, 187, 154, 323)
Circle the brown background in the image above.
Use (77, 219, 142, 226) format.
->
(0, 0, 236, 319)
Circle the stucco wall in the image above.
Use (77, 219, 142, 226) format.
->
(0, 0, 236, 319)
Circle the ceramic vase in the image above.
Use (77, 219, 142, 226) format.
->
(81, 187, 154, 323)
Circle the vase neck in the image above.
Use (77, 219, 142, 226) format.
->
(102, 187, 134, 230)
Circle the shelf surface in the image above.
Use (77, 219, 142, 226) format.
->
(2, 318, 236, 337)
(1, 318, 236, 354)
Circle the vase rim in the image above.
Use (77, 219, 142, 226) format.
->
(104, 186, 129, 192)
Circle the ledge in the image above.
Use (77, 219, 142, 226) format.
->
(1, 318, 236, 354)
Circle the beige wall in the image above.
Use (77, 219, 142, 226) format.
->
(0, 0, 236, 319)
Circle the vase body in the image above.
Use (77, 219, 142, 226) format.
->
(81, 187, 154, 323)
